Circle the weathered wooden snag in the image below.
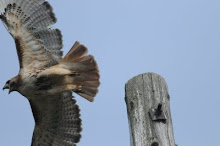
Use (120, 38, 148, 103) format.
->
(125, 73, 175, 146)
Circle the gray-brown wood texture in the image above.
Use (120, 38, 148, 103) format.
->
(125, 73, 175, 146)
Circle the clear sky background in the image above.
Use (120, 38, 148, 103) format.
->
(0, 0, 220, 146)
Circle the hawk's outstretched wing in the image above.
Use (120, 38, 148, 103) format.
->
(0, 0, 84, 146)
(0, 0, 63, 69)
(30, 91, 82, 146)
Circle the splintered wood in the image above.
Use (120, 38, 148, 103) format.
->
(125, 73, 176, 146)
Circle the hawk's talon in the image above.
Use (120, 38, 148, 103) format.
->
(70, 72, 80, 77)
(78, 85, 83, 89)
(75, 85, 83, 93)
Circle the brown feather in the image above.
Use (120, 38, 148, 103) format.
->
(2, 2, 63, 69)
(38, 41, 100, 102)
(30, 91, 82, 145)
(15, 37, 24, 69)
(62, 41, 88, 63)
(1, 1, 92, 146)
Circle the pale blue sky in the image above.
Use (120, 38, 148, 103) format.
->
(0, 0, 220, 146)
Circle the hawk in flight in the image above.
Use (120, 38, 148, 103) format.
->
(0, 0, 100, 145)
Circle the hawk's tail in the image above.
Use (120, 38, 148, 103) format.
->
(61, 42, 100, 102)
(39, 41, 100, 102)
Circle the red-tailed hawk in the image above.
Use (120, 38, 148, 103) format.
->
(0, 0, 100, 145)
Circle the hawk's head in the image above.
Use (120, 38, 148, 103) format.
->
(3, 76, 20, 94)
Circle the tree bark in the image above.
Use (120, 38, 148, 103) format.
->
(125, 73, 175, 146)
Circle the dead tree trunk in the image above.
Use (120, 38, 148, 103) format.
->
(125, 73, 176, 146)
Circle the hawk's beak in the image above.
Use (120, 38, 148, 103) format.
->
(3, 84, 9, 90)
(3, 84, 14, 94)
(8, 88, 13, 94)
(8, 86, 16, 94)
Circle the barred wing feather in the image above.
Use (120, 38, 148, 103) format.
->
(0, 0, 83, 146)
(30, 91, 82, 146)
(0, 0, 63, 69)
